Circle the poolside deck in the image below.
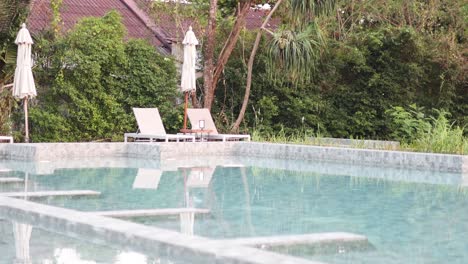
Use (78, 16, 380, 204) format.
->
(223, 232, 368, 248)
(0, 190, 101, 198)
(91, 208, 210, 218)
(0, 177, 24, 183)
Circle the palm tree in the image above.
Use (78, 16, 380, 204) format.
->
(231, 0, 336, 133)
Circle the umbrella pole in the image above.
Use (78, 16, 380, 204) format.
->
(24, 98, 29, 143)
(183, 92, 188, 130)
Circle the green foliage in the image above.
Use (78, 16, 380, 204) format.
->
(27, 108, 70, 142)
(267, 22, 325, 85)
(255, 96, 279, 129)
(252, 125, 313, 145)
(411, 110, 468, 155)
(0, 0, 30, 134)
(386, 105, 431, 144)
(387, 106, 467, 154)
(122, 39, 181, 132)
(0, 87, 15, 134)
(0, 0, 30, 78)
(50, 0, 63, 36)
(26, 11, 178, 142)
(289, 0, 336, 24)
(123, 40, 177, 111)
(215, 0, 466, 151)
(320, 27, 425, 138)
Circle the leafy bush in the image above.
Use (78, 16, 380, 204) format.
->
(387, 106, 467, 154)
(25, 11, 179, 142)
(412, 111, 468, 154)
(0, 87, 14, 134)
(386, 105, 431, 144)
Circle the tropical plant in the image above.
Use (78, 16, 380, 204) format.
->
(26, 11, 179, 142)
(231, 0, 336, 132)
(411, 110, 468, 154)
(387, 106, 467, 154)
(145, 0, 257, 110)
(386, 105, 431, 144)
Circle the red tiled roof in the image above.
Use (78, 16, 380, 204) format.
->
(245, 8, 279, 31)
(134, 0, 203, 43)
(151, 12, 204, 43)
(27, 0, 279, 52)
(135, 0, 278, 43)
(28, 0, 168, 50)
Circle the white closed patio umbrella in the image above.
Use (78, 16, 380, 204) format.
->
(180, 26, 198, 130)
(13, 23, 37, 143)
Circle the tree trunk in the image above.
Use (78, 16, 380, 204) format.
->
(212, 1, 251, 90)
(203, 1, 252, 110)
(231, 0, 283, 133)
(202, 0, 218, 110)
(190, 90, 198, 108)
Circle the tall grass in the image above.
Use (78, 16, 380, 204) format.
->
(253, 109, 467, 155)
(387, 106, 467, 155)
(252, 126, 312, 144)
(410, 113, 468, 154)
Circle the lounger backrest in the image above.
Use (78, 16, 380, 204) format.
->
(187, 108, 219, 134)
(187, 167, 215, 188)
(133, 108, 166, 135)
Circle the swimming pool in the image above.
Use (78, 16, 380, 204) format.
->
(1, 155, 467, 263)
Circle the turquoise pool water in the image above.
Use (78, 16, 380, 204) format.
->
(1, 157, 467, 263)
(0, 218, 183, 264)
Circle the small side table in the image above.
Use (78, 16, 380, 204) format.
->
(179, 129, 213, 142)
(0, 136, 13, 143)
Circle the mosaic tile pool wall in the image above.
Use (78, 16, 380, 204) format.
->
(0, 142, 466, 173)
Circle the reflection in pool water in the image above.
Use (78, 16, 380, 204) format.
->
(0, 219, 180, 264)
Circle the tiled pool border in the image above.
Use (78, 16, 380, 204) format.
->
(0, 142, 466, 173)
(235, 142, 467, 173)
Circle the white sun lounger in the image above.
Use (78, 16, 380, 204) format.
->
(187, 108, 250, 142)
(125, 108, 195, 142)
(0, 136, 13, 143)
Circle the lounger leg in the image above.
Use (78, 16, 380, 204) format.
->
(124, 136, 127, 143)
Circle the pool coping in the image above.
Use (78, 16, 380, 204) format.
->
(0, 142, 466, 173)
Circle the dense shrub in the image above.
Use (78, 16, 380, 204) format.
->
(22, 11, 179, 142)
(387, 106, 467, 154)
(215, 23, 466, 145)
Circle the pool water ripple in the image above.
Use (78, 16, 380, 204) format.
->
(1, 157, 467, 263)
